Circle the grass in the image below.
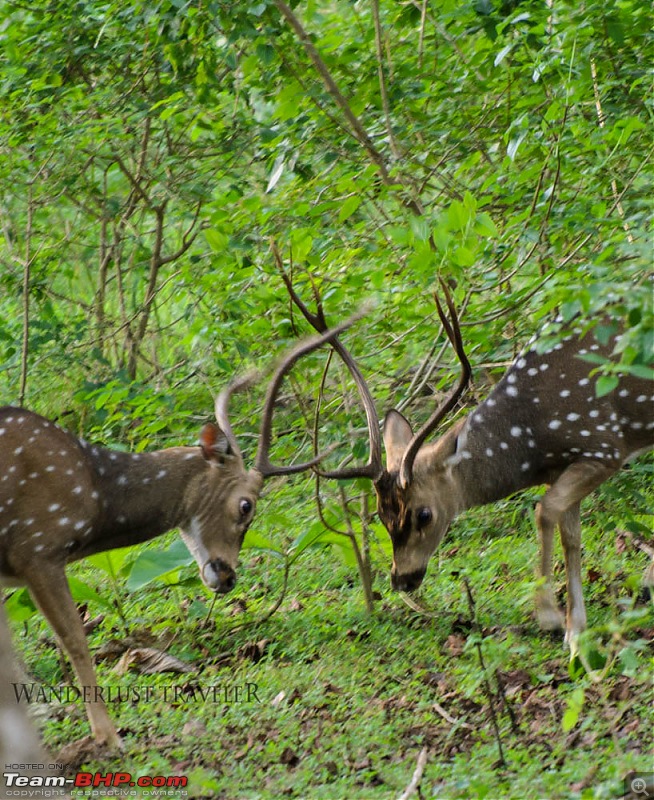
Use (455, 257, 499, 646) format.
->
(6, 459, 653, 799)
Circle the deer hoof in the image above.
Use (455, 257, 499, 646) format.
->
(535, 590, 565, 631)
(565, 629, 580, 660)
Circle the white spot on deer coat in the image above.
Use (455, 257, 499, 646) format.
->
(560, 390, 570, 398)
(548, 420, 562, 430)
(528, 368, 538, 377)
(567, 413, 580, 421)
(48, 503, 61, 512)
(510, 426, 522, 437)
(485, 448, 494, 457)
(506, 386, 518, 397)
(58, 517, 70, 526)
(580, 430, 591, 437)
(579, 378, 589, 386)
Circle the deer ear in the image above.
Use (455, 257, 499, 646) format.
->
(199, 423, 231, 463)
(383, 410, 414, 474)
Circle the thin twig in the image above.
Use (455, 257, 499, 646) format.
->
(462, 577, 506, 767)
(432, 701, 474, 730)
(396, 747, 429, 800)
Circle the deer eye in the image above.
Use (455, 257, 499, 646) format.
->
(416, 507, 432, 529)
(239, 498, 253, 518)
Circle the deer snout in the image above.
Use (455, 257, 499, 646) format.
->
(202, 559, 237, 593)
(391, 565, 426, 593)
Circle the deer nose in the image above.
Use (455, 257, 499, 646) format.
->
(391, 567, 426, 593)
(204, 559, 237, 593)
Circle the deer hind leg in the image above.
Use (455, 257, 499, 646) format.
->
(558, 503, 585, 646)
(23, 563, 121, 749)
(534, 500, 565, 632)
(534, 460, 614, 646)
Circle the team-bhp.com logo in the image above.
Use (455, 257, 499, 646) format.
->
(3, 771, 188, 796)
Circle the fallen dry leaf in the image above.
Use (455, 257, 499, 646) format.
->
(114, 647, 194, 675)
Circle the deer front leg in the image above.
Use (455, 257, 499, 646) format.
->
(23, 563, 121, 749)
(534, 461, 614, 649)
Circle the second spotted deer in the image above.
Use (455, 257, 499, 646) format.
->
(301, 288, 653, 648)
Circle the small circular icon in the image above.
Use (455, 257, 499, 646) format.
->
(631, 777, 647, 795)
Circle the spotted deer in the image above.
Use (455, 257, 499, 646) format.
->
(295, 285, 654, 648)
(0, 316, 361, 749)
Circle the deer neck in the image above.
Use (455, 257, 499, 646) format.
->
(77, 444, 206, 558)
(422, 411, 538, 511)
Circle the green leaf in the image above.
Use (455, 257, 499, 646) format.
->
(595, 375, 619, 397)
(125, 539, 194, 592)
(87, 547, 132, 577)
(290, 521, 328, 556)
(474, 212, 498, 238)
(561, 687, 585, 731)
(4, 588, 37, 623)
(205, 228, 229, 251)
(243, 529, 283, 556)
(67, 577, 114, 610)
(338, 195, 361, 223)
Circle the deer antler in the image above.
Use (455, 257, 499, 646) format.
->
(254, 311, 368, 478)
(398, 279, 472, 488)
(215, 373, 259, 462)
(273, 243, 383, 481)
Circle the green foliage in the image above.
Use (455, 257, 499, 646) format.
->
(1, 1, 652, 793)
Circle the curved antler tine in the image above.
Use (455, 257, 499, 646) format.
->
(254, 310, 367, 479)
(275, 258, 383, 481)
(398, 281, 472, 488)
(214, 372, 259, 461)
(311, 336, 383, 481)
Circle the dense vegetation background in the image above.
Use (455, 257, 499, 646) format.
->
(1, 1, 652, 798)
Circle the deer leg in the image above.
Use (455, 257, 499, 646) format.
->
(23, 564, 121, 749)
(534, 497, 565, 632)
(534, 460, 614, 647)
(559, 503, 586, 646)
